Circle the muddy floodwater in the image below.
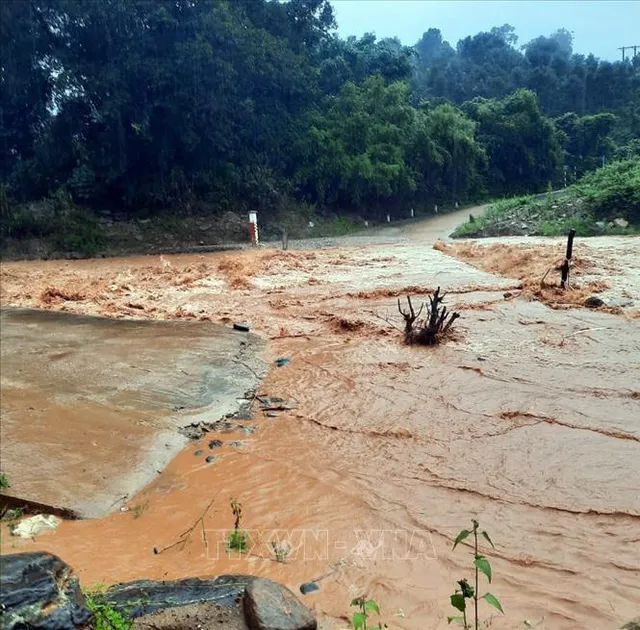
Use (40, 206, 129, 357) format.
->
(1, 210, 639, 630)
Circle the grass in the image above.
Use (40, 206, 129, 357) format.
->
(131, 502, 148, 519)
(0, 473, 9, 490)
(84, 588, 134, 630)
(452, 159, 640, 238)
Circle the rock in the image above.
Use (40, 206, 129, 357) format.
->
(584, 296, 606, 308)
(503, 291, 513, 299)
(299, 582, 319, 595)
(194, 449, 204, 456)
(243, 578, 316, 630)
(233, 323, 250, 332)
(620, 619, 640, 630)
(614, 217, 629, 228)
(205, 455, 216, 463)
(102, 576, 255, 617)
(0, 552, 92, 630)
(265, 411, 278, 418)
(595, 221, 606, 228)
(11, 514, 61, 539)
(209, 439, 223, 449)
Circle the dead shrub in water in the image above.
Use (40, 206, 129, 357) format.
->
(40, 286, 85, 303)
(398, 287, 460, 346)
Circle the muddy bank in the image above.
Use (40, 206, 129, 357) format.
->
(1, 214, 639, 630)
(0, 309, 265, 517)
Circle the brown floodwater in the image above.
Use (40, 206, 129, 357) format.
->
(1, 211, 639, 630)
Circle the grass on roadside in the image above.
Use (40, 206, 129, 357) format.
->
(453, 159, 640, 238)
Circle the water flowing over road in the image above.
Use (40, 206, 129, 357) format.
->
(1, 209, 639, 630)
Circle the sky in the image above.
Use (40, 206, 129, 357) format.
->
(331, 0, 640, 61)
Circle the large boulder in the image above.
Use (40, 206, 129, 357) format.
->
(0, 552, 92, 630)
(243, 578, 316, 630)
(101, 575, 255, 617)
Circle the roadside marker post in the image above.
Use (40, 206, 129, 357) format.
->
(249, 211, 259, 246)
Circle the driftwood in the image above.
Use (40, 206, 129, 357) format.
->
(398, 287, 460, 345)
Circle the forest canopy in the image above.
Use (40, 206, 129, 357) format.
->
(1, 0, 639, 226)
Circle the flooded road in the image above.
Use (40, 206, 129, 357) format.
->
(1, 211, 639, 629)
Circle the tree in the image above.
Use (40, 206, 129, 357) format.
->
(463, 89, 563, 195)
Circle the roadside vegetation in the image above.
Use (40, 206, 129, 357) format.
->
(453, 159, 640, 238)
(84, 588, 133, 630)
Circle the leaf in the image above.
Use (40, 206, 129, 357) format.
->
(481, 530, 495, 548)
(364, 600, 380, 615)
(450, 593, 466, 612)
(447, 616, 465, 625)
(474, 556, 492, 583)
(452, 529, 470, 550)
(483, 592, 504, 614)
(352, 612, 366, 630)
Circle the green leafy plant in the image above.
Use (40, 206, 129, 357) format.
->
(84, 589, 133, 630)
(226, 497, 247, 551)
(0, 473, 10, 490)
(351, 597, 385, 630)
(449, 519, 504, 629)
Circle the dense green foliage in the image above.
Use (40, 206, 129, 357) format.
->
(453, 159, 640, 238)
(1, 0, 638, 247)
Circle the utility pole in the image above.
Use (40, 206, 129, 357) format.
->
(619, 45, 640, 61)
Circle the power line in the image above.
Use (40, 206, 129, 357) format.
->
(618, 45, 640, 61)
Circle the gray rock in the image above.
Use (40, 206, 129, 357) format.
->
(584, 296, 606, 308)
(209, 439, 223, 449)
(614, 218, 629, 228)
(194, 449, 204, 456)
(243, 578, 316, 630)
(0, 552, 92, 630)
(205, 455, 216, 463)
(620, 619, 640, 630)
(299, 582, 319, 595)
(102, 576, 255, 617)
(595, 221, 606, 229)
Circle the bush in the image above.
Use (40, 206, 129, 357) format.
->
(1, 189, 106, 257)
(575, 159, 640, 223)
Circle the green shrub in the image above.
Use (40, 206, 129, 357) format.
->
(84, 590, 133, 630)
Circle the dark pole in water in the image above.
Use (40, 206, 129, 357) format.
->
(560, 229, 576, 289)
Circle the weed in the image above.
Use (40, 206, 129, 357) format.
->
(0, 473, 9, 490)
(270, 540, 292, 563)
(226, 498, 247, 551)
(351, 597, 385, 630)
(1, 507, 24, 535)
(131, 502, 148, 519)
(84, 589, 133, 630)
(449, 519, 504, 629)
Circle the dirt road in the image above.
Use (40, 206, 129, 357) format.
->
(1, 209, 638, 630)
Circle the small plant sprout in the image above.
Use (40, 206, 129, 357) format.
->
(226, 497, 247, 551)
(84, 588, 133, 630)
(271, 540, 292, 563)
(131, 502, 148, 519)
(351, 597, 385, 630)
(0, 473, 10, 490)
(449, 519, 504, 629)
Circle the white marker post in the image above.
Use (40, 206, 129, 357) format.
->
(248, 211, 259, 246)
(410, 208, 414, 218)
(434, 204, 438, 214)
(386, 214, 391, 223)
